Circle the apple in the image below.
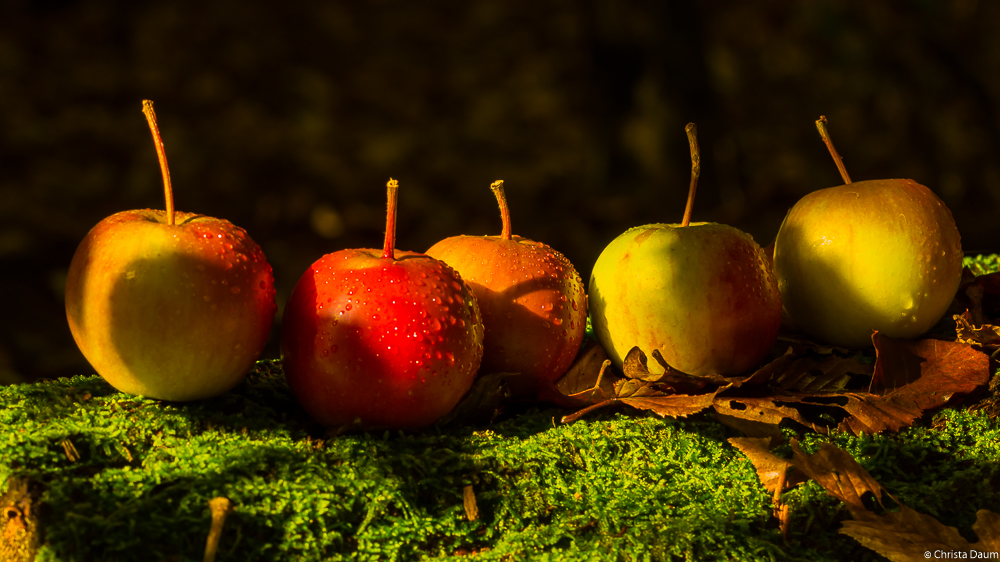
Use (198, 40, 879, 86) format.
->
(279, 179, 484, 430)
(65, 100, 277, 401)
(425, 180, 587, 390)
(589, 123, 782, 376)
(772, 116, 963, 348)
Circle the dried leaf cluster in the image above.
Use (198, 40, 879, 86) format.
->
(731, 438, 1000, 561)
(557, 267, 1000, 436)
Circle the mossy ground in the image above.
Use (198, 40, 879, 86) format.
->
(3, 367, 998, 561)
(1, 256, 998, 561)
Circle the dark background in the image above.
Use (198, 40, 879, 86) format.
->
(2, 0, 999, 384)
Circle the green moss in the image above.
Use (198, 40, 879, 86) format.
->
(2, 363, 998, 561)
(963, 253, 1000, 275)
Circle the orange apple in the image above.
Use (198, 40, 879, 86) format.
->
(425, 180, 587, 390)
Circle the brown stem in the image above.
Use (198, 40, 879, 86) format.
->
(382, 178, 399, 260)
(490, 180, 512, 240)
(203, 497, 233, 562)
(141, 100, 176, 226)
(815, 116, 852, 184)
(680, 122, 700, 227)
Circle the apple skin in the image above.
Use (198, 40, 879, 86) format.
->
(65, 209, 277, 401)
(426, 234, 587, 385)
(589, 222, 781, 376)
(279, 249, 484, 430)
(772, 178, 962, 348)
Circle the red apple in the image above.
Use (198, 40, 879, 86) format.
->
(425, 180, 587, 390)
(65, 100, 277, 401)
(589, 124, 781, 376)
(279, 179, 484, 430)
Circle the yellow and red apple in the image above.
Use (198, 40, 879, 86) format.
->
(65, 101, 277, 401)
(589, 124, 782, 376)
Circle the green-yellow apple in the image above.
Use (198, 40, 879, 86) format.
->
(425, 180, 587, 391)
(280, 179, 484, 430)
(589, 124, 782, 376)
(65, 100, 277, 401)
(772, 116, 963, 348)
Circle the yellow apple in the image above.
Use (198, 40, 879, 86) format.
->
(772, 117, 963, 348)
(773, 178, 962, 348)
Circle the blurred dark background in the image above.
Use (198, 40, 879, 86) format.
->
(2, 0, 999, 384)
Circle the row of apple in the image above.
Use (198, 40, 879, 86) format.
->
(64, 102, 963, 431)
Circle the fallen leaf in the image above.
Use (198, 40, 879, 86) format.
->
(552, 342, 617, 404)
(619, 387, 719, 419)
(869, 334, 990, 411)
(733, 438, 1000, 562)
(729, 437, 806, 495)
(559, 377, 717, 423)
(789, 441, 891, 519)
(954, 312, 1000, 349)
(712, 395, 828, 433)
(839, 507, 991, 562)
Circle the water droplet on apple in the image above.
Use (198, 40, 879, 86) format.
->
(445, 352, 455, 365)
(346, 303, 352, 311)
(125, 270, 136, 280)
(571, 300, 579, 311)
(372, 313, 380, 321)
(553, 318, 563, 326)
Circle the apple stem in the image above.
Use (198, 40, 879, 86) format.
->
(141, 100, 176, 226)
(490, 180, 513, 241)
(815, 116, 852, 184)
(680, 122, 700, 227)
(382, 178, 399, 260)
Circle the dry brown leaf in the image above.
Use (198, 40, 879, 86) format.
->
(790, 441, 890, 520)
(713, 395, 827, 433)
(836, 393, 924, 435)
(784, 440, 1000, 562)
(951, 269, 1000, 326)
(840, 507, 984, 562)
(552, 341, 617, 405)
(972, 510, 1000, 553)
(712, 411, 785, 444)
(870, 334, 990, 409)
(619, 388, 719, 419)
(728, 437, 806, 495)
(954, 312, 1000, 349)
